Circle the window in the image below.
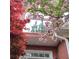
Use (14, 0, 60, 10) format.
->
(20, 50, 53, 59)
(26, 53, 49, 57)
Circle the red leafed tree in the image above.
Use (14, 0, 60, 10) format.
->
(10, 0, 30, 59)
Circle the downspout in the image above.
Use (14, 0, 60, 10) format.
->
(54, 32, 69, 54)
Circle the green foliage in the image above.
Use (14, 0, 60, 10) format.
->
(41, 0, 48, 4)
(27, 0, 35, 3)
(53, 0, 64, 16)
(27, 0, 67, 17)
(37, 7, 47, 14)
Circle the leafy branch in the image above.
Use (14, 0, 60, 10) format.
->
(26, 0, 68, 17)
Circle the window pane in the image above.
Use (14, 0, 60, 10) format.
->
(31, 53, 39, 57)
(39, 53, 44, 57)
(45, 54, 49, 57)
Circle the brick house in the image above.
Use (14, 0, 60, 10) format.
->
(19, 14, 69, 59)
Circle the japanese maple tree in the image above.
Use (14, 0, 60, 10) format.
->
(10, 0, 30, 59)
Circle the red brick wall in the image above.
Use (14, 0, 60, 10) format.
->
(57, 41, 69, 59)
(26, 41, 69, 59)
(26, 45, 57, 59)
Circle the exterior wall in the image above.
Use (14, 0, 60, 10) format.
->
(26, 45, 57, 59)
(57, 41, 69, 59)
(26, 40, 69, 59)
